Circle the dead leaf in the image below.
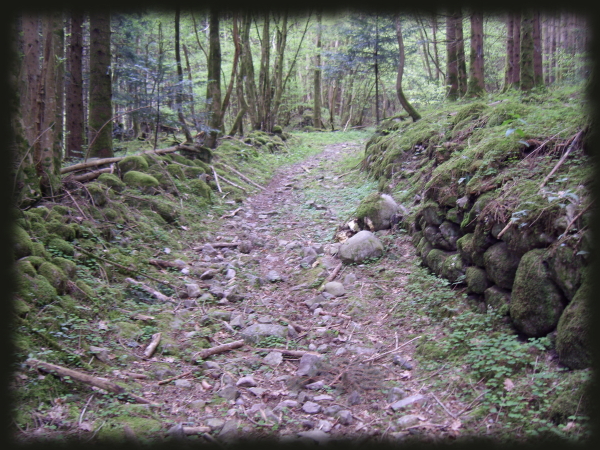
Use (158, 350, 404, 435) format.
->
(400, 370, 412, 379)
(563, 422, 577, 431)
(503, 378, 515, 391)
(450, 419, 462, 431)
(97, 321, 108, 330)
(78, 422, 93, 432)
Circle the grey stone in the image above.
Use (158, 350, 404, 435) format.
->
(257, 315, 273, 323)
(296, 353, 323, 377)
(206, 418, 225, 430)
(356, 193, 399, 231)
(388, 387, 408, 403)
(263, 351, 283, 366)
(189, 399, 206, 411)
(306, 380, 325, 390)
(483, 242, 521, 290)
(225, 268, 236, 280)
(186, 283, 202, 298)
(230, 314, 244, 328)
(302, 401, 322, 414)
(238, 240, 253, 254)
(297, 429, 330, 444)
(335, 410, 353, 426)
(300, 255, 318, 266)
(200, 269, 218, 280)
(346, 344, 376, 356)
(267, 270, 283, 282)
(348, 390, 362, 405)
(317, 344, 330, 353)
(236, 376, 257, 387)
(241, 323, 288, 344)
(392, 355, 414, 370)
(174, 379, 192, 388)
(323, 405, 343, 416)
(274, 400, 299, 412)
(218, 385, 240, 400)
(338, 230, 384, 264)
(313, 394, 333, 401)
(390, 394, 427, 411)
(248, 387, 267, 397)
(317, 419, 333, 432)
(152, 368, 176, 380)
(397, 414, 420, 429)
(343, 273, 357, 285)
(218, 419, 240, 440)
(323, 281, 345, 297)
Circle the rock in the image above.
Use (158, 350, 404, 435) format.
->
(423, 225, 454, 251)
(397, 414, 420, 429)
(388, 387, 408, 403)
(306, 380, 325, 390)
(417, 204, 444, 227)
(230, 314, 244, 328)
(556, 280, 592, 369)
(240, 323, 288, 344)
(263, 351, 283, 366)
(439, 221, 461, 250)
(335, 410, 353, 426)
(416, 236, 433, 259)
(266, 270, 283, 282)
(218, 385, 240, 400)
(348, 390, 362, 405)
(466, 266, 491, 294)
(302, 401, 322, 414)
(238, 240, 253, 254)
(323, 405, 343, 416)
(152, 368, 176, 380)
(456, 196, 470, 210)
(248, 387, 267, 397)
(313, 394, 333, 401)
(89, 346, 111, 364)
(323, 281, 345, 297)
(236, 376, 257, 387)
(206, 418, 225, 430)
(166, 422, 186, 440)
(483, 242, 521, 290)
(346, 344, 376, 356)
(390, 394, 427, 411)
(208, 284, 225, 299)
(297, 354, 323, 377)
(186, 283, 202, 298)
(316, 344, 330, 353)
(200, 269, 217, 279)
(189, 400, 206, 411)
(355, 193, 399, 231)
(300, 255, 318, 266)
(218, 419, 240, 441)
(297, 429, 330, 444)
(274, 400, 299, 412)
(343, 273, 357, 285)
(392, 356, 413, 370)
(424, 249, 448, 275)
(440, 253, 465, 283)
(546, 242, 585, 301)
(338, 230, 384, 264)
(484, 286, 511, 315)
(257, 315, 273, 323)
(510, 249, 566, 337)
(225, 268, 236, 280)
(456, 233, 475, 266)
(317, 419, 333, 432)
(174, 379, 192, 388)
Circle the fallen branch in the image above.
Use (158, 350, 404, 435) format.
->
(202, 242, 239, 248)
(326, 263, 343, 283)
(496, 221, 513, 239)
(25, 359, 154, 405)
(317, 310, 352, 320)
(216, 173, 248, 193)
(252, 348, 320, 357)
(220, 207, 243, 219)
(562, 200, 594, 237)
(210, 165, 222, 193)
(157, 370, 193, 386)
(149, 259, 187, 269)
(144, 332, 162, 358)
(279, 317, 306, 332)
(193, 339, 245, 360)
(71, 167, 113, 182)
(125, 278, 175, 303)
(362, 336, 422, 363)
(539, 130, 583, 190)
(431, 393, 457, 419)
(183, 426, 211, 435)
(64, 189, 90, 220)
(215, 162, 265, 190)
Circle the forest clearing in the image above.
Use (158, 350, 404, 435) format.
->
(6, 7, 595, 445)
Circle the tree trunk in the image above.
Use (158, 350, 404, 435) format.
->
(182, 43, 198, 131)
(394, 16, 421, 121)
(205, 9, 222, 149)
(520, 11, 535, 91)
(532, 12, 544, 86)
(466, 11, 485, 97)
(257, 13, 271, 130)
(241, 12, 259, 130)
(88, 11, 113, 159)
(174, 8, 193, 143)
(445, 12, 459, 100)
(455, 11, 468, 96)
(269, 11, 288, 132)
(511, 13, 522, 87)
(66, 12, 84, 158)
(431, 13, 441, 81)
(313, 11, 323, 129)
(219, 12, 241, 134)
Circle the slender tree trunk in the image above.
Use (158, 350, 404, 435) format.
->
(455, 11, 468, 96)
(418, 26, 433, 80)
(313, 11, 323, 129)
(182, 43, 198, 130)
(532, 12, 544, 86)
(54, 13, 65, 159)
(446, 12, 459, 100)
(466, 11, 485, 97)
(431, 13, 441, 81)
(395, 16, 421, 121)
(220, 12, 241, 134)
(241, 12, 259, 130)
(88, 11, 113, 159)
(503, 14, 516, 91)
(511, 13, 522, 87)
(520, 11, 535, 91)
(269, 11, 288, 131)
(205, 8, 222, 149)
(257, 13, 270, 130)
(175, 9, 193, 143)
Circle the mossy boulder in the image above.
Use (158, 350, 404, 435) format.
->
(338, 230, 384, 264)
(416, 237, 433, 259)
(355, 193, 399, 231)
(13, 225, 34, 259)
(483, 242, 521, 290)
(46, 237, 75, 257)
(166, 164, 186, 180)
(114, 321, 142, 340)
(555, 280, 592, 369)
(183, 165, 205, 179)
(411, 231, 423, 247)
(149, 200, 178, 223)
(510, 249, 566, 337)
(38, 261, 68, 294)
(484, 286, 511, 315)
(180, 146, 213, 163)
(461, 192, 496, 231)
(31, 241, 49, 258)
(118, 155, 149, 174)
(98, 173, 126, 192)
(465, 266, 491, 294)
(446, 207, 463, 225)
(415, 203, 444, 228)
(170, 154, 195, 166)
(456, 233, 475, 266)
(438, 221, 461, 250)
(52, 257, 78, 279)
(15, 259, 37, 278)
(188, 179, 212, 201)
(440, 253, 465, 283)
(424, 249, 448, 275)
(28, 206, 50, 218)
(423, 225, 454, 251)
(272, 125, 283, 134)
(546, 378, 591, 425)
(545, 243, 585, 302)
(16, 272, 58, 306)
(501, 226, 555, 257)
(46, 219, 77, 241)
(72, 280, 96, 300)
(123, 171, 159, 193)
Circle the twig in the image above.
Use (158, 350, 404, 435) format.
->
(78, 395, 94, 425)
(216, 173, 248, 193)
(431, 393, 457, 419)
(125, 278, 175, 304)
(64, 189, 90, 220)
(317, 310, 352, 320)
(539, 130, 583, 190)
(193, 339, 245, 360)
(157, 370, 193, 386)
(456, 392, 486, 417)
(561, 200, 594, 237)
(252, 348, 320, 357)
(144, 332, 162, 358)
(210, 165, 222, 193)
(220, 207, 242, 219)
(363, 335, 422, 363)
(215, 162, 265, 190)
(326, 263, 343, 283)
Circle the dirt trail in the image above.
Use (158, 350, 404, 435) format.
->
(53, 141, 470, 444)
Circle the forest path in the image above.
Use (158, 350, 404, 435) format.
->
(121, 139, 468, 443)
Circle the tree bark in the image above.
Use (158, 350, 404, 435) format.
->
(174, 8, 193, 143)
(466, 11, 485, 97)
(241, 12, 259, 130)
(257, 13, 271, 130)
(313, 11, 323, 129)
(394, 15, 421, 121)
(219, 12, 241, 133)
(520, 11, 535, 91)
(88, 11, 113, 159)
(454, 11, 468, 96)
(205, 9, 222, 149)
(532, 12, 544, 86)
(269, 11, 288, 131)
(445, 12, 459, 100)
(66, 12, 85, 159)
